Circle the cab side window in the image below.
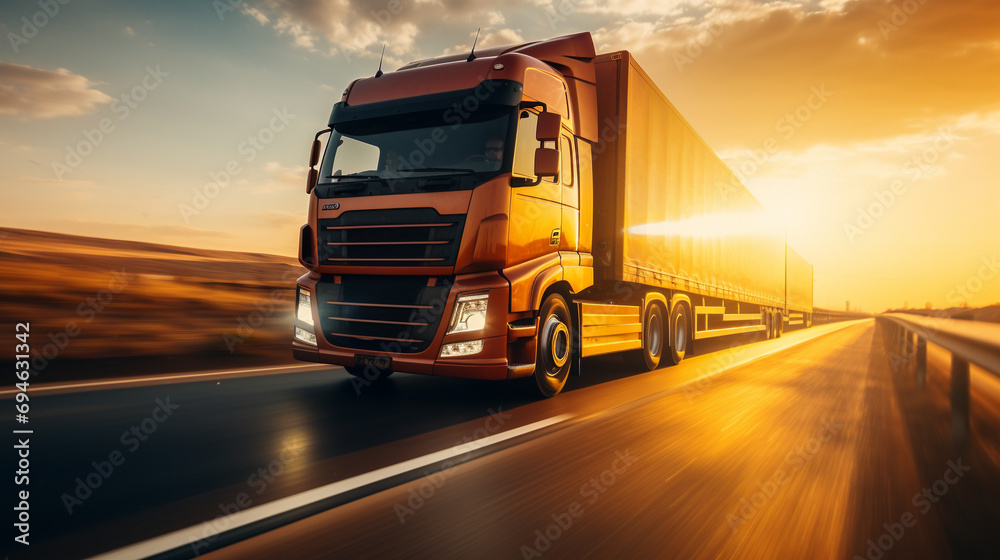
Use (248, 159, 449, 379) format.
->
(561, 136, 573, 187)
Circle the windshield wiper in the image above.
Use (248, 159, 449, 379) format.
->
(404, 167, 477, 174)
(325, 174, 383, 181)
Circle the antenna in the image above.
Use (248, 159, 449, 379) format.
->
(375, 44, 386, 78)
(466, 28, 480, 62)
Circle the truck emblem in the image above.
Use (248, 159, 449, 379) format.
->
(322, 203, 340, 210)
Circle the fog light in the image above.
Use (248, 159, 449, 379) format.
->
(295, 326, 317, 345)
(440, 339, 484, 357)
(297, 287, 314, 326)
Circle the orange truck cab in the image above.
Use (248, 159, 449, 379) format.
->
(292, 32, 812, 397)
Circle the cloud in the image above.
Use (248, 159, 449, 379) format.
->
(238, 0, 997, 150)
(589, 0, 1000, 148)
(242, 0, 532, 62)
(19, 176, 96, 188)
(261, 161, 307, 189)
(444, 28, 525, 54)
(0, 62, 113, 120)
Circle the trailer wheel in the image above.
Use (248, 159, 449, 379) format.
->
(626, 303, 665, 371)
(668, 302, 691, 365)
(775, 312, 783, 338)
(763, 311, 772, 340)
(534, 293, 573, 398)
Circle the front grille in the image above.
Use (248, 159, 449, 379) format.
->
(316, 275, 453, 353)
(317, 208, 465, 267)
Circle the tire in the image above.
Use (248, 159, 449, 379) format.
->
(763, 310, 773, 340)
(667, 301, 691, 365)
(626, 302, 665, 371)
(344, 365, 394, 382)
(533, 293, 573, 398)
(775, 312, 783, 338)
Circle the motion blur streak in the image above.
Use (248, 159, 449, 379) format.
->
(201, 321, 1000, 560)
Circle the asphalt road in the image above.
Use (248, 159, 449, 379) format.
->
(6, 319, 999, 559)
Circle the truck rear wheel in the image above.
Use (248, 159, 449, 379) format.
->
(668, 302, 691, 365)
(775, 312, 783, 337)
(626, 302, 664, 371)
(534, 293, 573, 398)
(763, 311, 773, 340)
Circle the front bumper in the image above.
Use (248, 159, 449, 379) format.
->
(292, 271, 512, 380)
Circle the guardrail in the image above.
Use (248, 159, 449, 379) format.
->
(878, 313, 1000, 446)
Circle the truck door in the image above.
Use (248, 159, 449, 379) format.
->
(559, 134, 578, 252)
(510, 109, 563, 264)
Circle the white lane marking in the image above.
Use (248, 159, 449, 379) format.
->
(87, 414, 573, 560)
(0, 364, 329, 397)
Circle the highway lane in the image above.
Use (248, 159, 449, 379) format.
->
(4, 322, 860, 559)
(195, 320, 1000, 560)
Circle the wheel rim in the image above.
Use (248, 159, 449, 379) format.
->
(674, 312, 687, 353)
(542, 314, 570, 374)
(648, 312, 662, 357)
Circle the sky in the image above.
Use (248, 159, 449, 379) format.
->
(1, 0, 998, 312)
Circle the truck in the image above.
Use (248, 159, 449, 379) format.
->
(292, 32, 814, 397)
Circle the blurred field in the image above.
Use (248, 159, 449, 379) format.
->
(0, 227, 305, 381)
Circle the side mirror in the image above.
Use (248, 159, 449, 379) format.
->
(536, 112, 561, 142)
(534, 147, 559, 178)
(309, 138, 321, 167)
(306, 130, 330, 194)
(306, 168, 319, 194)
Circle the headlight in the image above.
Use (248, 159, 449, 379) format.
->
(446, 292, 489, 335)
(297, 287, 314, 326)
(294, 326, 317, 345)
(440, 339, 484, 357)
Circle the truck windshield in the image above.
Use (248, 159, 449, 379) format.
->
(320, 108, 512, 183)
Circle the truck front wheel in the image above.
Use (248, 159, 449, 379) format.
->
(534, 293, 573, 398)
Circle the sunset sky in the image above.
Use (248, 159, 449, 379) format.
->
(1, 0, 997, 312)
